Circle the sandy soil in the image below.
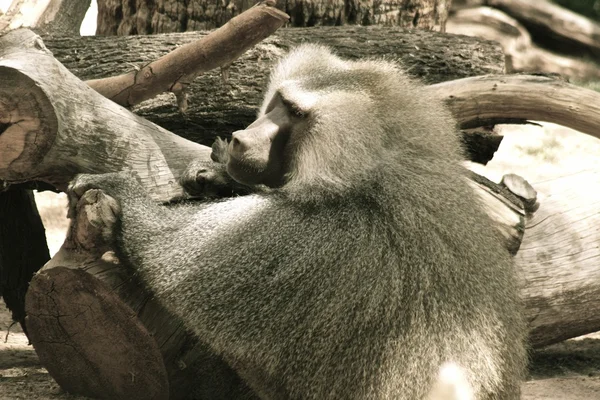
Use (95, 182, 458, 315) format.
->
(2, 123, 600, 399)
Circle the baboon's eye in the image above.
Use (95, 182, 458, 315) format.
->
(282, 97, 307, 119)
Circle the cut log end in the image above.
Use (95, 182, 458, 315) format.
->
(0, 67, 57, 179)
(25, 267, 169, 400)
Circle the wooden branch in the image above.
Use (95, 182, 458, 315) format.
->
(485, 0, 600, 60)
(447, 6, 600, 80)
(0, 0, 91, 34)
(87, 1, 289, 109)
(426, 74, 600, 140)
(26, 266, 170, 400)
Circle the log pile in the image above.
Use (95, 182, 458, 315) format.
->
(448, 0, 600, 80)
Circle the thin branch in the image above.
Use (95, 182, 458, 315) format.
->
(86, 0, 289, 108)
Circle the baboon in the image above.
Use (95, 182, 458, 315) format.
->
(69, 45, 527, 399)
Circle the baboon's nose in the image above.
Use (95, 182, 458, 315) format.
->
(230, 132, 250, 158)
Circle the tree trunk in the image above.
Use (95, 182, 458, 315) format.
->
(43, 26, 504, 146)
(96, 0, 452, 34)
(0, 0, 85, 327)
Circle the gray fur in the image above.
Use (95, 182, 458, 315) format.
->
(70, 45, 527, 399)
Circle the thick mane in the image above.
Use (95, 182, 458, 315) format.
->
(265, 46, 464, 203)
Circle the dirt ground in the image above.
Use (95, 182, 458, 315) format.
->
(2, 123, 600, 399)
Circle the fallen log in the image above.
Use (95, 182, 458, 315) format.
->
(517, 169, 600, 347)
(447, 6, 600, 80)
(3, 28, 600, 398)
(0, 29, 210, 199)
(485, 0, 600, 61)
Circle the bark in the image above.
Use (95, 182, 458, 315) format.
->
(96, 0, 452, 35)
(461, 127, 504, 165)
(0, 0, 91, 34)
(447, 6, 600, 80)
(4, 27, 600, 399)
(43, 27, 505, 146)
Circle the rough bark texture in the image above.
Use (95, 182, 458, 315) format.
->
(0, 189, 50, 332)
(44, 27, 504, 146)
(96, 0, 452, 35)
(0, 0, 89, 329)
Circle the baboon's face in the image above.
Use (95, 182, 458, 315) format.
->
(226, 84, 314, 187)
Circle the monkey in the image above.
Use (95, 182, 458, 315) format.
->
(69, 44, 527, 399)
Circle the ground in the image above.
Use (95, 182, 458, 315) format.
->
(1, 123, 600, 399)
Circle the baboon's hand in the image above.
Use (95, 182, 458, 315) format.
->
(210, 137, 230, 164)
(67, 172, 142, 219)
(180, 138, 253, 198)
(180, 159, 235, 198)
(68, 188, 121, 246)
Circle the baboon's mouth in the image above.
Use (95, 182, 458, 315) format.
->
(227, 154, 266, 174)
